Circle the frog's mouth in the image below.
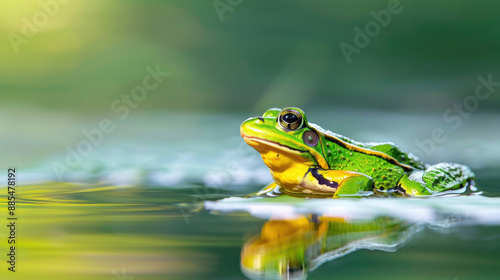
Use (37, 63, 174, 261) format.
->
(243, 136, 306, 155)
(242, 136, 328, 169)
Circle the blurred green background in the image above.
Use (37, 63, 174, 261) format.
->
(2, 0, 500, 114)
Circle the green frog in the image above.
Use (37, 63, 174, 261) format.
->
(240, 107, 475, 197)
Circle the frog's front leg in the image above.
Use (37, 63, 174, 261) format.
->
(303, 168, 373, 196)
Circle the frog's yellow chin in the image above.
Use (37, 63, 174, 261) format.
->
(242, 137, 315, 170)
(242, 136, 316, 190)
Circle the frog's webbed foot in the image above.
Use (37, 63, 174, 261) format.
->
(255, 182, 278, 196)
(243, 182, 277, 198)
(397, 163, 475, 196)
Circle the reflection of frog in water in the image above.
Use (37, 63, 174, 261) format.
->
(241, 107, 475, 197)
(240, 216, 420, 280)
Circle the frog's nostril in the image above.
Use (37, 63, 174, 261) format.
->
(257, 117, 264, 122)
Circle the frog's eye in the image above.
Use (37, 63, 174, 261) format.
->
(278, 109, 303, 131)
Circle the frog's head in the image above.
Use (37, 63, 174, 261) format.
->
(240, 107, 329, 174)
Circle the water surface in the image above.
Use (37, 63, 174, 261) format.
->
(3, 110, 500, 280)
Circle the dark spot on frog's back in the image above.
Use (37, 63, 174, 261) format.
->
(310, 168, 338, 189)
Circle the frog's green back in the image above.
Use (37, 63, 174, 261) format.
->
(365, 143, 426, 170)
(310, 123, 425, 170)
